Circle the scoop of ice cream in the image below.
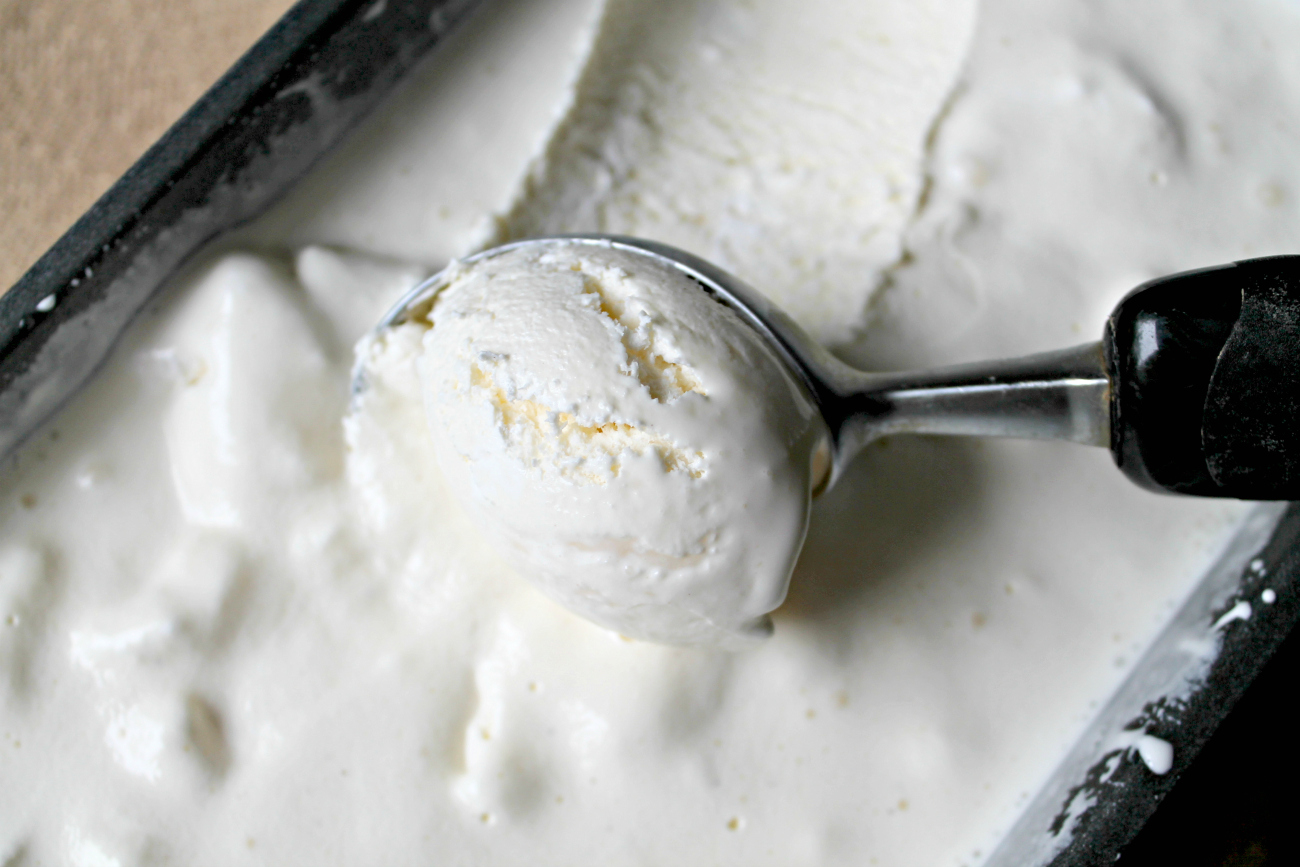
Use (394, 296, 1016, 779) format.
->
(412, 240, 824, 648)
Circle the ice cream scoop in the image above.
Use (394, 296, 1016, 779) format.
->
(363, 238, 824, 649)
(365, 235, 1300, 646)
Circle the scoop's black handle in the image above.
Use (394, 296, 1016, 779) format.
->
(1104, 255, 1300, 499)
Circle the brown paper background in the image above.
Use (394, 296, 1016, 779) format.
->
(0, 0, 297, 294)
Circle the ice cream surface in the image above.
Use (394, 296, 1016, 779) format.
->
(5, 0, 1300, 864)
(400, 239, 821, 647)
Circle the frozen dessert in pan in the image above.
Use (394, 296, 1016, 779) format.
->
(4, 0, 1299, 863)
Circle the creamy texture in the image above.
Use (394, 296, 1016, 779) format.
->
(493, 0, 976, 344)
(394, 240, 820, 646)
(5, 0, 1300, 865)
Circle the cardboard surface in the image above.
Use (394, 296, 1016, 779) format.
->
(0, 0, 296, 293)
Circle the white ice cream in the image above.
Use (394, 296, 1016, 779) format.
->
(396, 239, 821, 647)
(490, 0, 978, 344)
(5, 0, 1300, 864)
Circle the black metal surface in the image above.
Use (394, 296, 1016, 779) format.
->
(1046, 504, 1300, 866)
(1104, 256, 1300, 499)
(1104, 263, 1241, 496)
(1120, 597, 1300, 866)
(0, 0, 484, 457)
(0, 2, 1297, 865)
(1204, 257, 1300, 496)
(982, 502, 1297, 867)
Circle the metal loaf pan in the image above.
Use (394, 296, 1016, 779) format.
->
(1, 1, 1297, 863)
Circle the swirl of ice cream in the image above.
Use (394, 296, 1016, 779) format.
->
(411, 240, 825, 648)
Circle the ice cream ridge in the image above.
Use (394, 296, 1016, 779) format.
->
(380, 239, 825, 648)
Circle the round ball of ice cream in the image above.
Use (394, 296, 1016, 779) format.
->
(414, 240, 825, 649)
